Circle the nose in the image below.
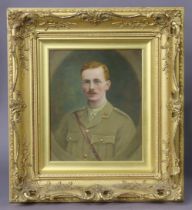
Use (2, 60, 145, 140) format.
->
(89, 81, 94, 90)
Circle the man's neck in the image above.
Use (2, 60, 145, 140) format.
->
(88, 98, 107, 109)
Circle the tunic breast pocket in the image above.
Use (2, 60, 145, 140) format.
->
(66, 133, 80, 157)
(91, 135, 115, 160)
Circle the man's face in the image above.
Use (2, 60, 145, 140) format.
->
(81, 66, 111, 105)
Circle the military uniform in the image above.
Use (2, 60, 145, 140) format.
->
(51, 102, 137, 161)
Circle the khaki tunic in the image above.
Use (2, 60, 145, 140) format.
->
(51, 102, 137, 161)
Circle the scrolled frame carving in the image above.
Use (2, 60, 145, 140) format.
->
(8, 8, 184, 202)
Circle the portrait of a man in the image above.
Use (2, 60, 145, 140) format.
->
(50, 50, 142, 161)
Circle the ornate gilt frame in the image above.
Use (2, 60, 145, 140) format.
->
(8, 8, 184, 202)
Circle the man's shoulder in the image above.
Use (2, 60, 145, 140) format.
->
(65, 107, 87, 117)
(112, 107, 136, 130)
(113, 106, 135, 122)
(61, 107, 85, 118)
(113, 107, 130, 118)
(72, 106, 87, 113)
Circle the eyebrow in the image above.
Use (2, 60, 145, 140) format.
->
(82, 78, 103, 82)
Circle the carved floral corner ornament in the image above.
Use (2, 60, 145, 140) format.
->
(8, 8, 184, 202)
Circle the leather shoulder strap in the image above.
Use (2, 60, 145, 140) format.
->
(74, 112, 101, 161)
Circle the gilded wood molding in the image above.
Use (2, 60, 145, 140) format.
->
(8, 8, 184, 202)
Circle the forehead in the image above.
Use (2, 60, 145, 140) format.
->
(81, 66, 105, 79)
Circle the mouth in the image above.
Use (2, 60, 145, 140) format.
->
(87, 92, 97, 96)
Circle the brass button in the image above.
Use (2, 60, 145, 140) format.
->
(83, 154, 88, 159)
(85, 129, 89, 133)
(100, 138, 103, 142)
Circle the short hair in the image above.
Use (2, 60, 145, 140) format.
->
(81, 61, 110, 80)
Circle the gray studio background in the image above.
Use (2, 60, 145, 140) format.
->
(0, 0, 191, 209)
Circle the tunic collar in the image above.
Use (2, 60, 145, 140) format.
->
(99, 101, 113, 119)
(77, 101, 113, 128)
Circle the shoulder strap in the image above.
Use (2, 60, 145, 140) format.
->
(74, 112, 101, 161)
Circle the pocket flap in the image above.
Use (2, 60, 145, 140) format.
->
(91, 135, 115, 144)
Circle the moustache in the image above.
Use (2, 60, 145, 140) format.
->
(87, 90, 97, 94)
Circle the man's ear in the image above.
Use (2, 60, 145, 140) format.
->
(106, 80, 111, 90)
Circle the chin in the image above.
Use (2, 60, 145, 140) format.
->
(88, 97, 99, 102)
(87, 95, 98, 100)
(88, 98, 98, 102)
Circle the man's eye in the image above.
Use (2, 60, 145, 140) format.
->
(83, 80, 90, 84)
(94, 80, 102, 84)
